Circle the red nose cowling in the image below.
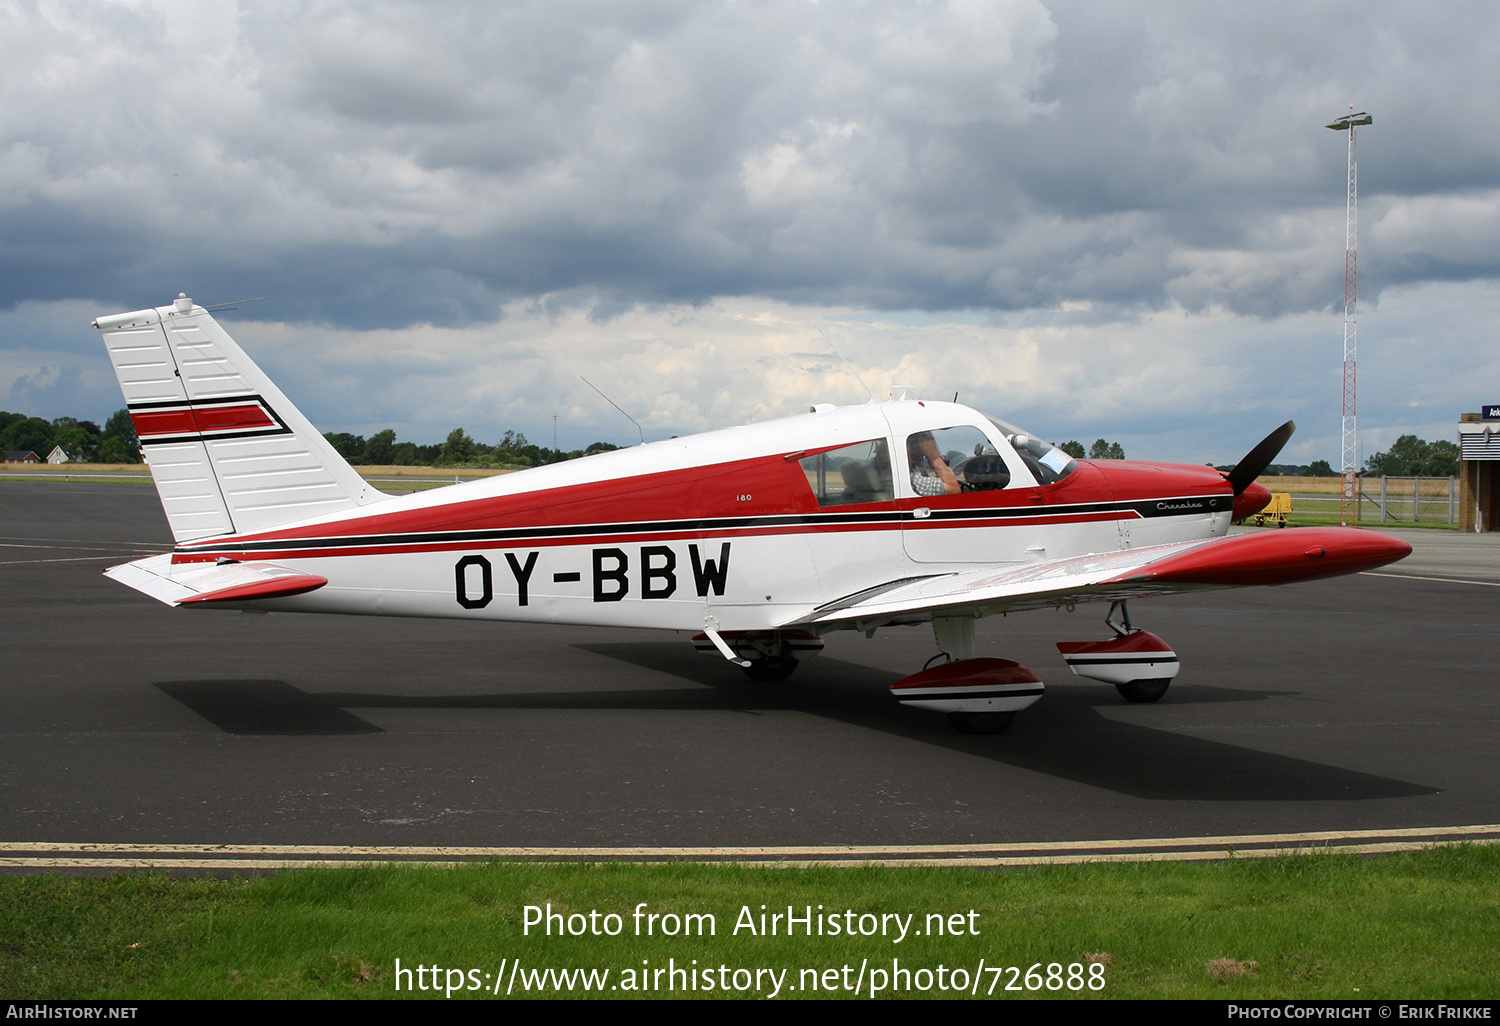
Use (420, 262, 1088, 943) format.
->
(1233, 480, 1272, 523)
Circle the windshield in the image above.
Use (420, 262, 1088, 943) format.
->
(983, 416, 1077, 485)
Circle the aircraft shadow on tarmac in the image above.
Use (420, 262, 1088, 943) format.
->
(156, 640, 1436, 803)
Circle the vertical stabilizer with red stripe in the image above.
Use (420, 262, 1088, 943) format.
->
(94, 295, 389, 542)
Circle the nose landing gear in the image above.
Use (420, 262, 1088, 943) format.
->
(1057, 601, 1179, 703)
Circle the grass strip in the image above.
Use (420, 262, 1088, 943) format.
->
(0, 475, 155, 486)
(1, 846, 1497, 1000)
(1274, 512, 1460, 530)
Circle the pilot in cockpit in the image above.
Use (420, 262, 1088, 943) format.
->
(907, 431, 961, 496)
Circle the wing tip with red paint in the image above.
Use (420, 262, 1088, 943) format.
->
(1111, 527, 1411, 588)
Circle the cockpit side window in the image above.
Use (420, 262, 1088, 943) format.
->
(798, 439, 894, 506)
(905, 425, 1013, 495)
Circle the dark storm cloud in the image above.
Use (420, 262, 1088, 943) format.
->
(4, 1, 1498, 327)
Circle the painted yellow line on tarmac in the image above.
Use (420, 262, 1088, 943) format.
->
(4, 825, 1497, 863)
(0, 556, 142, 566)
(0, 538, 158, 549)
(1361, 571, 1500, 587)
(2, 838, 1496, 871)
(0, 537, 162, 550)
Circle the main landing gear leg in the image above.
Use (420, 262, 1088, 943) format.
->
(932, 615, 976, 661)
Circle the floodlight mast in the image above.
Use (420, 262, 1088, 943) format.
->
(1327, 107, 1372, 526)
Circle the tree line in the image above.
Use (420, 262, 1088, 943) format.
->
(321, 427, 620, 468)
(1211, 459, 1339, 477)
(1362, 435, 1460, 477)
(1, 408, 620, 469)
(1, 409, 138, 463)
(1060, 439, 1126, 460)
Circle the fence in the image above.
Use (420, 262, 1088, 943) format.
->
(1268, 476, 1458, 524)
(1358, 476, 1457, 524)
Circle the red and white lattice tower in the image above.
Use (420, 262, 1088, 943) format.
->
(1327, 108, 1372, 526)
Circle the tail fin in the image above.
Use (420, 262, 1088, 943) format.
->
(94, 294, 389, 542)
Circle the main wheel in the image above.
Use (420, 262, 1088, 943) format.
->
(946, 711, 1016, 735)
(1115, 677, 1172, 703)
(741, 655, 798, 682)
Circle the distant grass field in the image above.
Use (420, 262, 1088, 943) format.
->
(353, 465, 517, 478)
(1, 847, 1496, 1000)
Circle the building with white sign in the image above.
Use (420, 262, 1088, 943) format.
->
(1458, 409, 1500, 532)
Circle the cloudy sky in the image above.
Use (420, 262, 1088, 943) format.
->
(3, 0, 1498, 464)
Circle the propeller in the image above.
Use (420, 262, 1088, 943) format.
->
(1226, 420, 1296, 496)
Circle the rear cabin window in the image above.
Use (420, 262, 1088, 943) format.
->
(798, 439, 894, 506)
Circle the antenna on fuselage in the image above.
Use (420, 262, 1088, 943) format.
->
(818, 329, 879, 404)
(580, 376, 646, 446)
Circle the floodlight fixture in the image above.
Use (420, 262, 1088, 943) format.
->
(1326, 111, 1373, 131)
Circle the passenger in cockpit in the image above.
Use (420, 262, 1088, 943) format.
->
(908, 431, 961, 496)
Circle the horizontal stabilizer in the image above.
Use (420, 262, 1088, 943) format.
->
(104, 554, 327, 607)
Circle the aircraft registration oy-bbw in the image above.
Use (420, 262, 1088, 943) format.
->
(95, 294, 1410, 734)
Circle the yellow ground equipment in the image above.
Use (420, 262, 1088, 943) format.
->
(1253, 492, 1293, 528)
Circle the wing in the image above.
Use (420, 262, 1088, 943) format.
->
(789, 528, 1411, 630)
(105, 554, 327, 607)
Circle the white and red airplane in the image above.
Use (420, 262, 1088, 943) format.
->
(95, 294, 1410, 734)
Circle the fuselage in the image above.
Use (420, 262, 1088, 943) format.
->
(164, 400, 1238, 632)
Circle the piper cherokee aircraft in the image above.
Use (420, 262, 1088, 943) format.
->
(95, 294, 1411, 734)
